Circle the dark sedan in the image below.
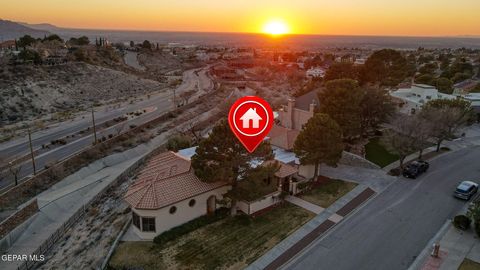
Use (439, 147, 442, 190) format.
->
(402, 160, 430, 179)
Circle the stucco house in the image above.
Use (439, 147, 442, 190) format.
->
(124, 149, 300, 239)
(390, 83, 455, 114)
(267, 90, 320, 180)
(124, 151, 230, 240)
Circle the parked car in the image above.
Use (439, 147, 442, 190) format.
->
(454, 181, 479, 200)
(402, 160, 429, 179)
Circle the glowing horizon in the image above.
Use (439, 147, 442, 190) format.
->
(2, 0, 480, 37)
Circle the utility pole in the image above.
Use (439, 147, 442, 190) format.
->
(91, 106, 97, 144)
(28, 129, 36, 175)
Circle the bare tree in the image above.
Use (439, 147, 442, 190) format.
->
(382, 114, 428, 168)
(113, 121, 126, 136)
(7, 162, 22, 186)
(420, 99, 472, 152)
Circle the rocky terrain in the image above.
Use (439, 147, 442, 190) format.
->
(0, 62, 166, 125)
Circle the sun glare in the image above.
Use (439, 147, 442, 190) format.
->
(262, 20, 290, 36)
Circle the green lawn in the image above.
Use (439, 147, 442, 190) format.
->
(109, 203, 314, 270)
(300, 179, 358, 208)
(459, 259, 480, 270)
(365, 137, 399, 168)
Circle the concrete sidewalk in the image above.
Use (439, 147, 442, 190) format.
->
(247, 184, 375, 270)
(319, 164, 396, 193)
(285, 196, 324, 214)
(411, 222, 480, 270)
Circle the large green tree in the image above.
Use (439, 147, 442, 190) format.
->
(324, 62, 360, 82)
(359, 87, 395, 135)
(293, 113, 344, 180)
(191, 119, 274, 215)
(318, 79, 363, 139)
(17, 35, 36, 49)
(435, 77, 454, 94)
(361, 49, 408, 86)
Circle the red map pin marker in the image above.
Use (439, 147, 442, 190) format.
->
(228, 96, 274, 153)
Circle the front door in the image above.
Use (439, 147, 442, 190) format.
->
(207, 195, 216, 214)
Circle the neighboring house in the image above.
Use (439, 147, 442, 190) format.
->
(306, 67, 326, 78)
(124, 151, 230, 240)
(390, 84, 455, 114)
(240, 108, 262, 128)
(454, 79, 479, 94)
(267, 90, 320, 180)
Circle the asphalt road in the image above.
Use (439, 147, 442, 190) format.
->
(0, 67, 213, 190)
(283, 146, 479, 270)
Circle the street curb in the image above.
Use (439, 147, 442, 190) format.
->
(277, 187, 379, 270)
(407, 219, 452, 270)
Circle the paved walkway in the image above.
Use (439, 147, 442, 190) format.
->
(285, 196, 324, 214)
(247, 184, 375, 270)
(319, 164, 396, 192)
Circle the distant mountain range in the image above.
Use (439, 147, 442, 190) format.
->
(18, 22, 62, 32)
(2, 19, 480, 49)
(0, 19, 50, 41)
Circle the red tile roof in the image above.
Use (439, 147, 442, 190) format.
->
(125, 151, 228, 210)
(263, 160, 298, 178)
(268, 125, 300, 150)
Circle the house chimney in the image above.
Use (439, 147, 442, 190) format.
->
(286, 98, 295, 129)
(309, 99, 317, 113)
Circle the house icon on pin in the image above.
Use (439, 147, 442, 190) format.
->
(240, 108, 262, 128)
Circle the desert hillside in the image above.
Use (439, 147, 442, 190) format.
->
(0, 62, 166, 124)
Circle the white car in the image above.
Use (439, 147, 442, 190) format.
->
(454, 181, 479, 200)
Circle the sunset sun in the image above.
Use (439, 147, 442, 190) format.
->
(262, 20, 290, 35)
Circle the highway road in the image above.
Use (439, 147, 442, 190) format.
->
(0, 67, 213, 190)
(283, 146, 480, 270)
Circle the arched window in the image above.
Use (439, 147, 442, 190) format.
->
(169, 206, 177, 214)
(189, 199, 196, 207)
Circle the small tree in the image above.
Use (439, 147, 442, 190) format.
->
(142, 40, 152, 49)
(293, 113, 344, 180)
(166, 135, 191, 151)
(191, 119, 274, 216)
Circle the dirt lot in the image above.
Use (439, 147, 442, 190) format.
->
(38, 177, 132, 270)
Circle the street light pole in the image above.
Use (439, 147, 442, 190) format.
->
(91, 106, 97, 144)
(28, 129, 36, 175)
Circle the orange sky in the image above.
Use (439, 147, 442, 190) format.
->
(2, 0, 480, 36)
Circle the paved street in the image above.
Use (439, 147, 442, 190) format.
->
(0, 67, 213, 189)
(283, 146, 480, 270)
